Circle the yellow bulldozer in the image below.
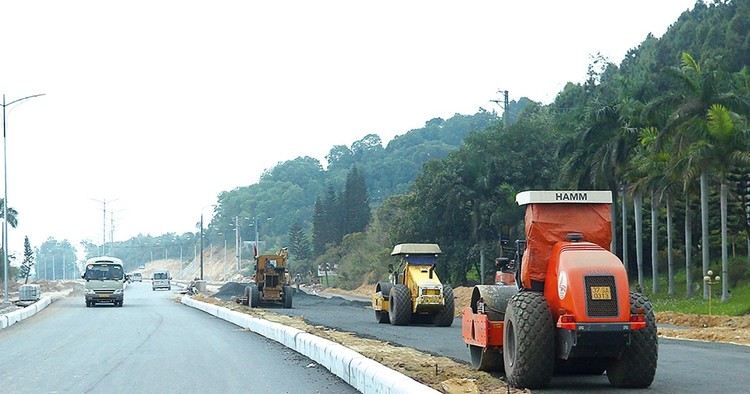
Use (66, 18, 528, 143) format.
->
(240, 248, 293, 308)
(371, 243, 454, 327)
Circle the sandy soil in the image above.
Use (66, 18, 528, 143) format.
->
(656, 311, 750, 346)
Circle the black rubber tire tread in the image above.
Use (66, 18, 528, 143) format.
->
(375, 310, 390, 324)
(283, 285, 293, 308)
(433, 284, 455, 327)
(86, 301, 91, 307)
(607, 291, 658, 388)
(389, 284, 412, 326)
(470, 345, 504, 372)
(503, 291, 554, 389)
(375, 282, 392, 323)
(376, 282, 392, 301)
(249, 284, 261, 308)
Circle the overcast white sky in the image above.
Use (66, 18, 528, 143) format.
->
(0, 1, 697, 257)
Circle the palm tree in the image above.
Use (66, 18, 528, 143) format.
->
(684, 192, 694, 297)
(629, 132, 674, 294)
(0, 198, 19, 281)
(625, 145, 651, 291)
(695, 104, 750, 301)
(558, 100, 641, 259)
(646, 52, 749, 299)
(639, 127, 685, 296)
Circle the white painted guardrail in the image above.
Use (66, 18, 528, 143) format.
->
(0, 296, 52, 330)
(181, 296, 439, 394)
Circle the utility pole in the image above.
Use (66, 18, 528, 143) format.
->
(235, 216, 240, 272)
(2, 93, 45, 305)
(199, 204, 215, 281)
(90, 198, 117, 256)
(200, 213, 204, 280)
(109, 209, 125, 255)
(490, 89, 510, 127)
(254, 216, 259, 258)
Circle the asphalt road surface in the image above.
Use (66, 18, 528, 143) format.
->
(0, 282, 357, 394)
(268, 290, 750, 393)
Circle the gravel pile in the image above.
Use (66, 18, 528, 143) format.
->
(212, 282, 250, 301)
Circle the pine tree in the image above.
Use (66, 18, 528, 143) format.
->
(312, 197, 327, 257)
(323, 185, 344, 245)
(288, 223, 312, 260)
(20, 236, 34, 284)
(343, 166, 371, 234)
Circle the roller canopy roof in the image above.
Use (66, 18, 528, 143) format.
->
(516, 191, 612, 205)
(391, 243, 442, 255)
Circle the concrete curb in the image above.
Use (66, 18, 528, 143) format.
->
(0, 296, 52, 331)
(181, 296, 439, 394)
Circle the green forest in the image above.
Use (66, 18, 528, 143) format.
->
(11, 0, 750, 303)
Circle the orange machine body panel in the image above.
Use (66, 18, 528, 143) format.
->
(544, 241, 631, 323)
(461, 307, 504, 348)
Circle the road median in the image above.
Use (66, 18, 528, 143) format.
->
(0, 296, 52, 330)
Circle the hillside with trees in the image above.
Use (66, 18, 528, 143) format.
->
(199, 109, 502, 253)
(27, 1, 749, 307)
(324, 0, 750, 302)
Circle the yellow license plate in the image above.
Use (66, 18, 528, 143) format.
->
(100, 294, 109, 298)
(590, 286, 611, 300)
(420, 295, 441, 304)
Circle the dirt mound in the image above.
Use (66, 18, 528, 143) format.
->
(453, 286, 472, 316)
(323, 283, 373, 298)
(212, 282, 250, 301)
(657, 311, 750, 345)
(657, 311, 750, 329)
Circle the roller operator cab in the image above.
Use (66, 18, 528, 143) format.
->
(82, 256, 125, 307)
(461, 191, 658, 389)
(372, 243, 455, 327)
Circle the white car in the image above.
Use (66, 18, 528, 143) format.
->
(152, 270, 172, 291)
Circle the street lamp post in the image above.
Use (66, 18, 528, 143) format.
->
(249, 216, 271, 258)
(703, 270, 721, 316)
(199, 205, 215, 281)
(234, 216, 250, 273)
(235, 216, 240, 272)
(200, 213, 204, 280)
(254, 217, 259, 258)
(2, 93, 45, 305)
